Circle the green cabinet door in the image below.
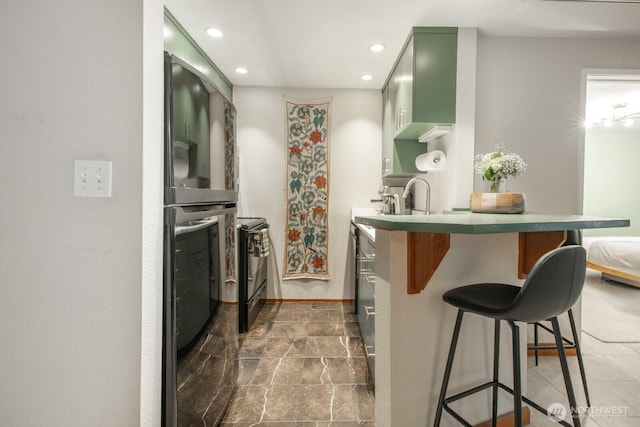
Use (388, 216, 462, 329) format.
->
(392, 36, 414, 135)
(381, 27, 457, 177)
(356, 232, 375, 381)
(382, 37, 425, 176)
(412, 29, 457, 125)
(382, 85, 393, 174)
(164, 11, 233, 100)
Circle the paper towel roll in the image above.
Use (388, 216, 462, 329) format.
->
(415, 150, 446, 172)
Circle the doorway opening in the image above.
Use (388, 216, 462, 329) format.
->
(581, 71, 640, 237)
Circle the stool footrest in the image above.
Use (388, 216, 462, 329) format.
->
(531, 321, 577, 348)
(529, 344, 576, 351)
(442, 380, 575, 427)
(444, 380, 495, 405)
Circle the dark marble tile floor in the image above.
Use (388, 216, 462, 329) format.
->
(220, 301, 375, 426)
(178, 304, 239, 427)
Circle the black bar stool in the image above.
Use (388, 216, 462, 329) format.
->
(434, 246, 587, 427)
(530, 230, 590, 407)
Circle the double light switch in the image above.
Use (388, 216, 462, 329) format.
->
(74, 160, 112, 197)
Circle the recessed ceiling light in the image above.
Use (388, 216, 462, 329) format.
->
(235, 67, 248, 75)
(369, 44, 385, 53)
(206, 27, 223, 38)
(361, 74, 373, 81)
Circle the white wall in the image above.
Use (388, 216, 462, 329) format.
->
(584, 129, 640, 236)
(437, 27, 477, 212)
(0, 1, 164, 425)
(141, 1, 164, 426)
(475, 36, 640, 214)
(234, 87, 381, 300)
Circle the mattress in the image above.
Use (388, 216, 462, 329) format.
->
(583, 236, 640, 285)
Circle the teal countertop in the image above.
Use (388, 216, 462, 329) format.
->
(353, 212, 630, 234)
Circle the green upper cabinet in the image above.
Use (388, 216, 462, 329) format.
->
(389, 37, 414, 138)
(382, 27, 457, 176)
(164, 8, 233, 100)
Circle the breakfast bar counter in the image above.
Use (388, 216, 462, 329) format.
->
(353, 212, 628, 426)
(355, 212, 629, 234)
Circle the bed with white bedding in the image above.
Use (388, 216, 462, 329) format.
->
(583, 236, 640, 287)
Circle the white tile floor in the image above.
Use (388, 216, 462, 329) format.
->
(527, 331, 640, 426)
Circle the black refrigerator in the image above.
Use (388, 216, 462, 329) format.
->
(162, 52, 238, 427)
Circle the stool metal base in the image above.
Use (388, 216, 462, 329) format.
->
(434, 310, 582, 427)
(530, 309, 591, 407)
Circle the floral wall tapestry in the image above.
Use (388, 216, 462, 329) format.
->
(283, 98, 331, 280)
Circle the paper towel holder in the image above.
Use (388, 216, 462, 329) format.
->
(415, 150, 446, 172)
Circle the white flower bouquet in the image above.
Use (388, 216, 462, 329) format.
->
(474, 145, 527, 192)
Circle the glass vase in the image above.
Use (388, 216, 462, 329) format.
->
(486, 179, 506, 193)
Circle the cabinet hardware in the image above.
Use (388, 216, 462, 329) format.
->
(364, 344, 375, 358)
(398, 108, 406, 130)
(359, 269, 374, 277)
(364, 305, 375, 318)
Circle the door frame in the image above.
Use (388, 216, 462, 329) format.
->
(579, 68, 640, 215)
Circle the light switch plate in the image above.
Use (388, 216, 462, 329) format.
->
(74, 160, 112, 197)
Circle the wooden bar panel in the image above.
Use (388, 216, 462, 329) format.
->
(406, 232, 450, 294)
(518, 231, 566, 279)
(475, 407, 531, 427)
(527, 344, 577, 357)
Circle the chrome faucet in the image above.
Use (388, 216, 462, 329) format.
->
(402, 177, 431, 215)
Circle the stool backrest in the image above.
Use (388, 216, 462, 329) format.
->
(507, 246, 586, 322)
(563, 229, 582, 247)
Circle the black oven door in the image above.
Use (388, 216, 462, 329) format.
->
(238, 218, 269, 332)
(245, 254, 268, 330)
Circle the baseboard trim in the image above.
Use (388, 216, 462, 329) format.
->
(475, 406, 531, 427)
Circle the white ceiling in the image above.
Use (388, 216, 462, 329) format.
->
(165, 0, 640, 90)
